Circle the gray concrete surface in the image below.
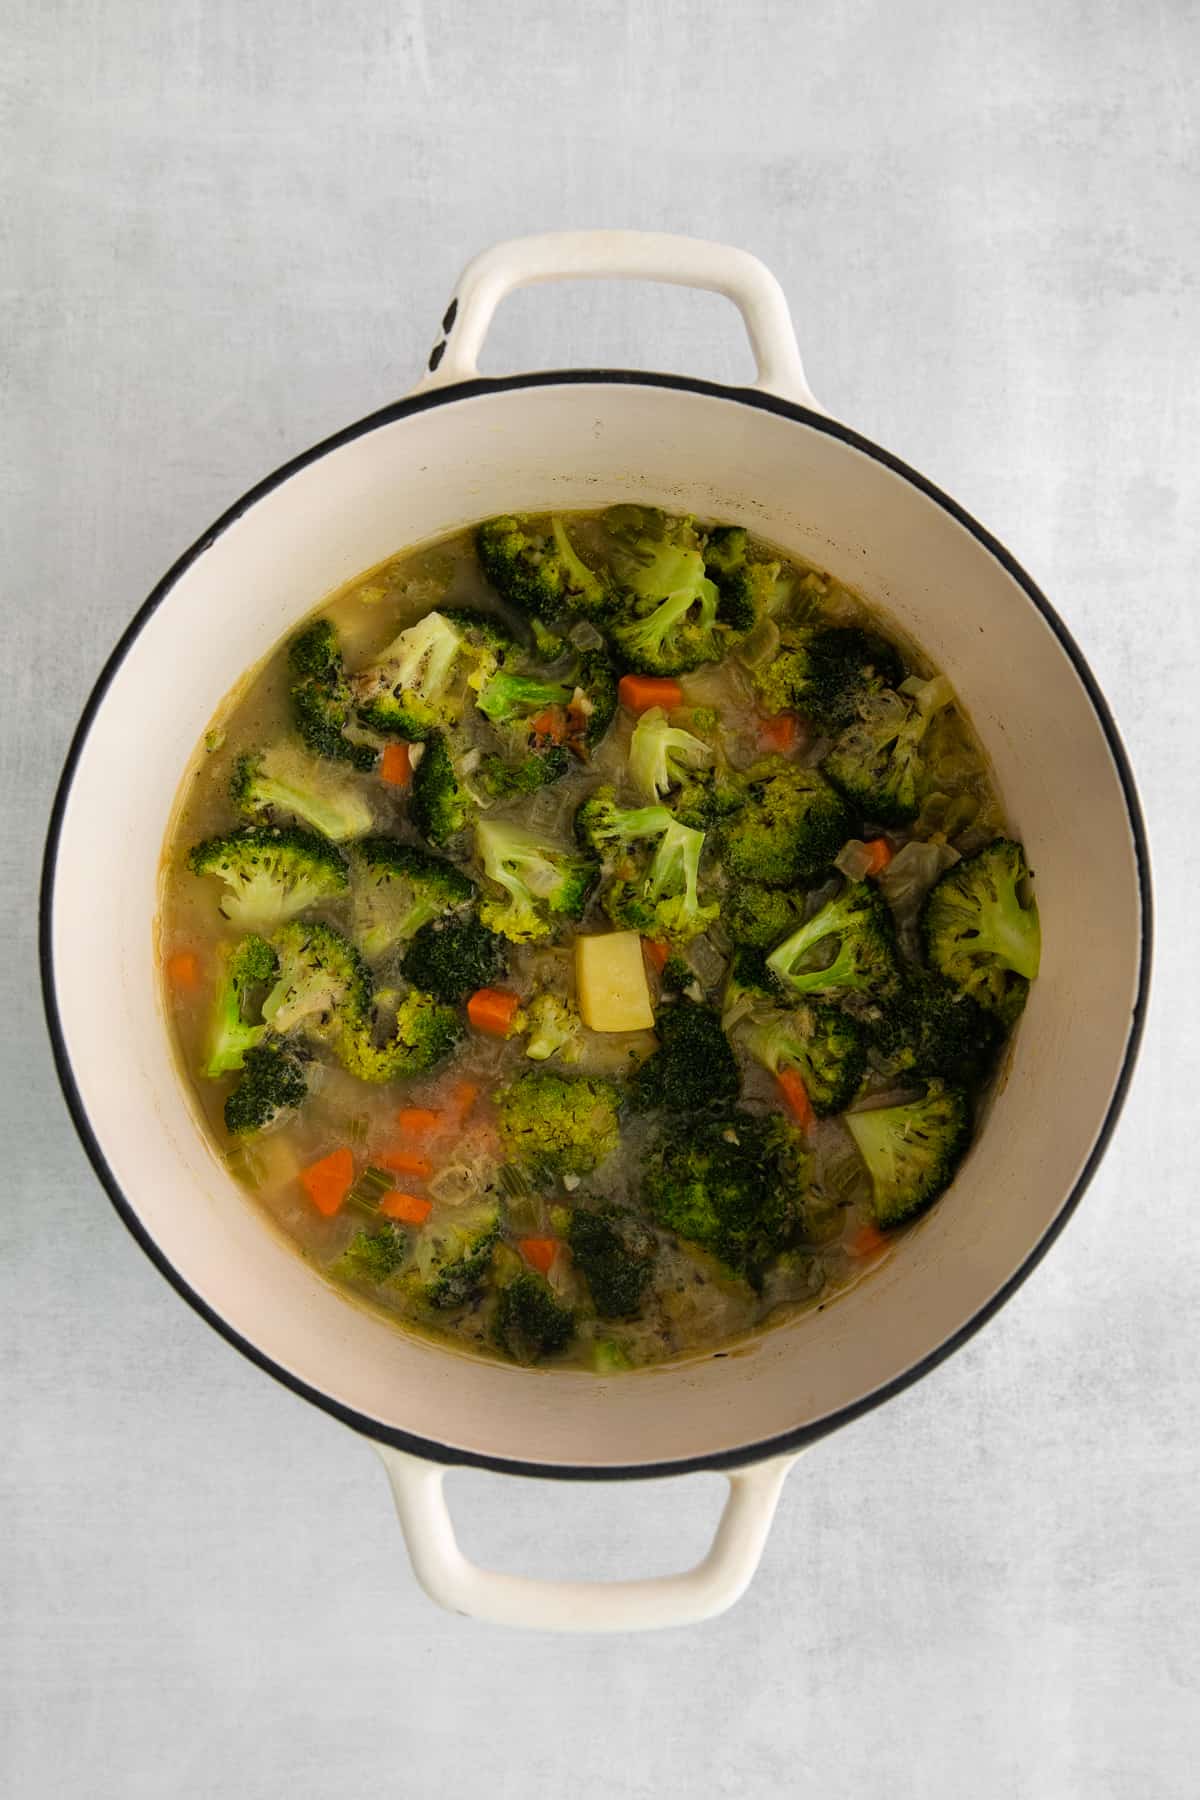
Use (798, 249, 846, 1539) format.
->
(4, 2, 1198, 1794)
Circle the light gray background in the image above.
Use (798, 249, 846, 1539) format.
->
(5, 2, 1198, 1795)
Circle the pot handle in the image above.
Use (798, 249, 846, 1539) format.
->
(375, 1444, 798, 1632)
(416, 230, 818, 407)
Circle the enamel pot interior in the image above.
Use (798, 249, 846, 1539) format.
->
(44, 376, 1148, 1476)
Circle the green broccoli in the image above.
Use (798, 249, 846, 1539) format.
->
(602, 820, 719, 945)
(573, 785, 674, 858)
(717, 758, 851, 888)
(476, 515, 611, 627)
(568, 1207, 658, 1318)
(766, 880, 901, 1002)
(333, 1224, 409, 1285)
(627, 705, 715, 805)
(704, 525, 795, 631)
(753, 624, 904, 729)
(495, 1071, 622, 1177)
(476, 668, 575, 725)
(868, 971, 1003, 1085)
(475, 819, 599, 943)
(410, 732, 474, 848)
(494, 1271, 576, 1363)
(223, 1038, 309, 1136)
(187, 826, 350, 930)
(524, 993, 584, 1063)
(352, 610, 467, 740)
(399, 912, 507, 1003)
(741, 1002, 868, 1118)
(471, 667, 573, 798)
(721, 943, 781, 1030)
(202, 935, 278, 1077)
(438, 605, 519, 676)
(287, 619, 379, 771)
(641, 1111, 809, 1283)
(722, 880, 807, 949)
(629, 1000, 741, 1112)
(335, 988, 462, 1084)
(821, 675, 954, 826)
(230, 745, 373, 842)
(351, 836, 475, 960)
(475, 646, 618, 772)
(921, 839, 1041, 1026)
(261, 920, 370, 1038)
(844, 1086, 972, 1227)
(609, 579, 723, 676)
(404, 1202, 501, 1309)
(567, 647, 620, 757)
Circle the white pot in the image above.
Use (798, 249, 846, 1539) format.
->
(41, 232, 1150, 1632)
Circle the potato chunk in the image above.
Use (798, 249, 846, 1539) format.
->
(575, 931, 654, 1032)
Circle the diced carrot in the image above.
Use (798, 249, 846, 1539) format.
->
(451, 1080, 479, 1123)
(518, 1237, 559, 1275)
(849, 1223, 889, 1259)
(299, 1147, 355, 1218)
(467, 987, 523, 1038)
(376, 1147, 433, 1178)
(759, 712, 799, 753)
(529, 707, 568, 745)
(166, 950, 201, 990)
(380, 1191, 433, 1225)
(618, 674, 684, 713)
(862, 838, 893, 876)
(379, 741, 412, 786)
(776, 1068, 815, 1133)
(396, 1106, 441, 1140)
(641, 937, 670, 974)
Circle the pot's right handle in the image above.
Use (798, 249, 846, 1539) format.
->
(376, 1445, 799, 1632)
(416, 230, 820, 409)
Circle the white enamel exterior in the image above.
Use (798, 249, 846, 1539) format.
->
(45, 234, 1146, 1629)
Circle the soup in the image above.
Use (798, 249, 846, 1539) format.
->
(160, 508, 1041, 1371)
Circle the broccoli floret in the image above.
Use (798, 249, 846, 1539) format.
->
(821, 676, 954, 826)
(474, 648, 618, 774)
(223, 1038, 309, 1136)
(766, 881, 901, 1002)
(476, 746, 571, 800)
(202, 935, 278, 1077)
(568, 1206, 658, 1318)
(921, 838, 1041, 1026)
(629, 1001, 740, 1112)
(476, 515, 611, 627)
(567, 647, 619, 756)
(717, 758, 851, 887)
(845, 1086, 972, 1227)
(602, 820, 719, 946)
(352, 610, 466, 740)
(472, 666, 575, 798)
(602, 509, 726, 673)
(495, 1072, 622, 1177)
(261, 920, 370, 1038)
(721, 943, 781, 1029)
(404, 1203, 501, 1310)
(187, 826, 349, 930)
(351, 836, 475, 960)
(641, 1111, 809, 1282)
(476, 669, 575, 724)
(722, 880, 807, 949)
(475, 819, 599, 944)
(399, 912, 507, 1003)
(438, 606, 519, 674)
(231, 746, 373, 842)
(610, 581, 722, 676)
(494, 1271, 575, 1363)
(868, 971, 1003, 1085)
(334, 1224, 409, 1285)
(753, 625, 904, 729)
(573, 785, 674, 857)
(287, 620, 379, 771)
(524, 993, 584, 1063)
(627, 705, 715, 805)
(410, 732, 474, 848)
(704, 526, 795, 631)
(741, 1002, 868, 1117)
(335, 988, 462, 1083)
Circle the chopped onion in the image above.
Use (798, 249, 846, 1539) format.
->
(407, 741, 425, 769)
(735, 616, 781, 669)
(568, 620, 604, 650)
(835, 839, 875, 881)
(878, 838, 960, 928)
(428, 1163, 480, 1207)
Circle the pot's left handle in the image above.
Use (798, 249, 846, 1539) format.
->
(375, 1445, 798, 1632)
(414, 229, 819, 408)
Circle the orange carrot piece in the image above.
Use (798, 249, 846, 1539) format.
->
(518, 1236, 559, 1275)
(166, 950, 201, 990)
(863, 838, 893, 876)
(529, 707, 569, 745)
(641, 937, 670, 974)
(376, 1147, 433, 1178)
(776, 1068, 815, 1133)
(618, 674, 684, 713)
(849, 1223, 889, 1259)
(396, 1106, 441, 1140)
(299, 1146, 355, 1218)
(379, 1191, 433, 1225)
(467, 987, 523, 1038)
(759, 712, 799, 753)
(379, 741, 412, 786)
(450, 1080, 479, 1123)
